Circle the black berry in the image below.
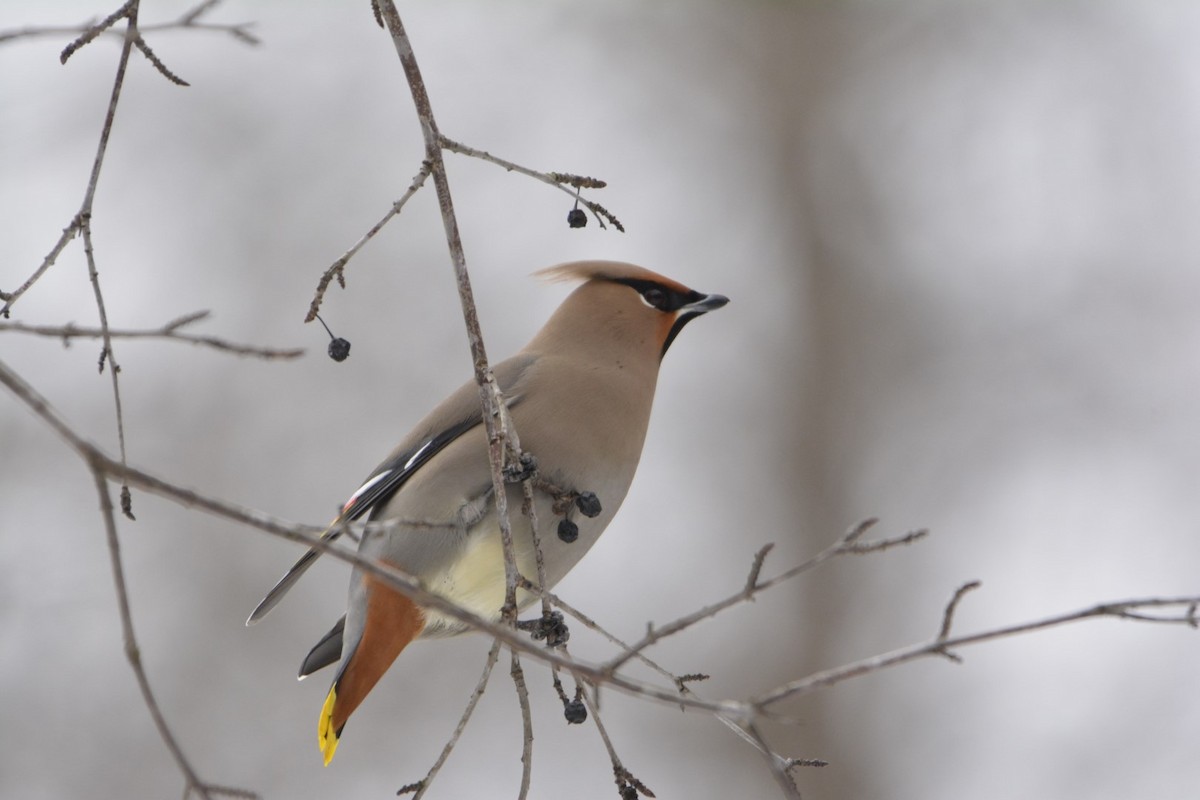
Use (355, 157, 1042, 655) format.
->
(327, 337, 351, 362)
(564, 699, 587, 724)
(567, 208, 587, 228)
(575, 491, 602, 518)
(557, 518, 579, 543)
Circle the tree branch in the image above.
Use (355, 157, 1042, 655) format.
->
(306, 161, 432, 323)
(756, 593, 1200, 708)
(510, 650, 535, 800)
(373, 0, 527, 623)
(439, 135, 624, 231)
(0, 313, 304, 360)
(0, 0, 258, 48)
(7, 354, 1200, 798)
(90, 466, 257, 800)
(602, 519, 928, 675)
(400, 638, 502, 798)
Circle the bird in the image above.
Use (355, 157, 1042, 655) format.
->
(246, 260, 728, 765)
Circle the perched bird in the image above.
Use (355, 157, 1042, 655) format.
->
(247, 260, 728, 764)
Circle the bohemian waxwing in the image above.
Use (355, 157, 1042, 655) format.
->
(247, 260, 728, 764)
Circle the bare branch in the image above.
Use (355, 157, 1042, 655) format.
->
(510, 650, 534, 800)
(577, 198, 626, 233)
(741, 722, 803, 800)
(0, 315, 304, 360)
(934, 580, 982, 662)
(571, 659, 655, 800)
(756, 594, 1200, 708)
(90, 467, 257, 800)
(1, 217, 81, 318)
(523, 580, 690, 699)
(0, 0, 258, 48)
(59, 0, 133, 63)
(306, 161, 432, 323)
(602, 519, 927, 675)
(836, 526, 929, 554)
(440, 135, 625, 231)
(373, 0, 528, 626)
(25, 1, 147, 518)
(745, 543, 775, 592)
(401, 638, 503, 798)
(132, 34, 189, 85)
(714, 713, 825, 795)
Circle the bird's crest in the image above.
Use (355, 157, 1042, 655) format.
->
(535, 260, 692, 294)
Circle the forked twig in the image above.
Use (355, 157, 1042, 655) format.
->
(9, 0, 209, 522)
(570, 653, 655, 800)
(306, 161, 432, 323)
(400, 639, 503, 798)
(603, 519, 928, 674)
(0, 313, 304, 360)
(755, 594, 1200, 708)
(90, 466, 257, 800)
(934, 580, 983, 662)
(439, 135, 625, 231)
(0, 0, 258, 47)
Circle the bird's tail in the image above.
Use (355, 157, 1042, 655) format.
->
(319, 574, 424, 765)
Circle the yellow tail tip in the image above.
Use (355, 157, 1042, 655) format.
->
(318, 685, 340, 766)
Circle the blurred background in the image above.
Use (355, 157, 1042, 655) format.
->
(3, 1, 1199, 798)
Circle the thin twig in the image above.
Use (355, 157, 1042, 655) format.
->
(76, 2, 142, 518)
(1, 217, 80, 318)
(549, 578, 809, 787)
(939, 581, 982, 640)
(570, 655, 655, 800)
(401, 638, 503, 798)
(439, 135, 625, 231)
(745, 543, 775, 592)
(714, 714, 825, 786)
(934, 580, 982, 662)
(0, 0, 258, 47)
(756, 595, 1200, 708)
(59, 0, 132, 63)
(0, 315, 304, 360)
(132, 34, 189, 84)
(742, 722, 803, 800)
(519, 474, 554, 620)
(603, 520, 928, 674)
(510, 649, 534, 800)
(305, 161, 432, 323)
(90, 466, 258, 800)
(523, 581, 687, 695)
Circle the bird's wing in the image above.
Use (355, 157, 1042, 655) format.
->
(298, 615, 345, 678)
(244, 354, 537, 625)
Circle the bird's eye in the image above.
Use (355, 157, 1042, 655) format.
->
(641, 287, 667, 309)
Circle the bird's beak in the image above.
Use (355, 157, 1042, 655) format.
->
(660, 291, 729, 359)
(681, 292, 729, 314)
